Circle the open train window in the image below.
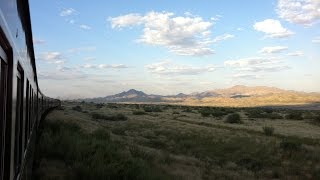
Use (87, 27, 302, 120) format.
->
(14, 64, 24, 177)
(0, 43, 8, 180)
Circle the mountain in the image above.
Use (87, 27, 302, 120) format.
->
(79, 86, 320, 107)
(82, 89, 162, 103)
(213, 85, 287, 97)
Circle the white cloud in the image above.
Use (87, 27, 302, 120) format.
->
(60, 8, 76, 17)
(37, 51, 64, 64)
(253, 19, 294, 38)
(224, 56, 290, 72)
(312, 36, 320, 43)
(237, 27, 244, 31)
(145, 60, 218, 76)
(277, 0, 320, 26)
(110, 11, 214, 56)
(81, 63, 129, 69)
(259, 46, 288, 54)
(83, 57, 96, 61)
(79, 24, 92, 30)
(110, 13, 144, 28)
(232, 73, 261, 79)
(213, 33, 235, 43)
(39, 70, 86, 80)
(33, 38, 46, 45)
(287, 51, 304, 56)
(68, 46, 96, 53)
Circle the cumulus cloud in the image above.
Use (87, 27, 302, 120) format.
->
(81, 63, 129, 69)
(277, 0, 320, 26)
(224, 56, 290, 72)
(110, 11, 214, 56)
(79, 24, 92, 30)
(60, 8, 76, 17)
(110, 13, 144, 28)
(312, 36, 320, 43)
(259, 46, 288, 54)
(145, 60, 218, 76)
(213, 33, 235, 43)
(38, 51, 65, 64)
(287, 51, 304, 56)
(253, 19, 294, 38)
(33, 38, 46, 45)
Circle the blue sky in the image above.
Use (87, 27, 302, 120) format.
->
(29, 0, 320, 99)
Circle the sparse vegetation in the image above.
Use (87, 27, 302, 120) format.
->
(72, 105, 82, 112)
(285, 111, 304, 120)
(34, 102, 320, 179)
(132, 110, 147, 115)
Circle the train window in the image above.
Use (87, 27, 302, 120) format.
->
(14, 65, 24, 177)
(24, 80, 29, 150)
(28, 85, 31, 136)
(0, 45, 8, 180)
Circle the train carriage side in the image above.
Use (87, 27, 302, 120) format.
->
(0, 1, 60, 180)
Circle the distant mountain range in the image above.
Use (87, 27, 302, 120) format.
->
(79, 85, 320, 107)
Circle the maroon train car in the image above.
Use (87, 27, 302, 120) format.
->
(0, 1, 60, 180)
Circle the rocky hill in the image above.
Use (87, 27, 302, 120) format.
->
(80, 86, 320, 107)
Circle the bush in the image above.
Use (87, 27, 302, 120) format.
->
(285, 111, 303, 120)
(72, 106, 82, 112)
(133, 110, 146, 115)
(182, 108, 193, 113)
(225, 113, 241, 123)
(172, 111, 180, 114)
(143, 106, 162, 112)
(95, 103, 104, 109)
(199, 109, 211, 117)
(211, 111, 228, 118)
(265, 113, 283, 119)
(263, 126, 274, 136)
(280, 138, 302, 152)
(314, 115, 320, 123)
(91, 113, 128, 121)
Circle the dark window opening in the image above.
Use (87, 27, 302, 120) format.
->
(0, 45, 8, 180)
(14, 65, 24, 177)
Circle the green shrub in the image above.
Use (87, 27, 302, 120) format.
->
(143, 106, 162, 112)
(225, 113, 241, 123)
(246, 109, 266, 118)
(72, 105, 82, 112)
(285, 111, 303, 120)
(91, 113, 128, 121)
(129, 146, 153, 160)
(172, 111, 180, 114)
(280, 138, 302, 152)
(315, 115, 320, 123)
(211, 111, 228, 118)
(133, 110, 146, 115)
(199, 109, 211, 117)
(95, 103, 104, 109)
(265, 113, 283, 119)
(263, 126, 274, 136)
(182, 108, 193, 113)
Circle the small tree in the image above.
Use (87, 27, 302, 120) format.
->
(263, 126, 274, 136)
(225, 113, 241, 123)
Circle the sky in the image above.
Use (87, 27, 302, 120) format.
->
(29, 0, 320, 99)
